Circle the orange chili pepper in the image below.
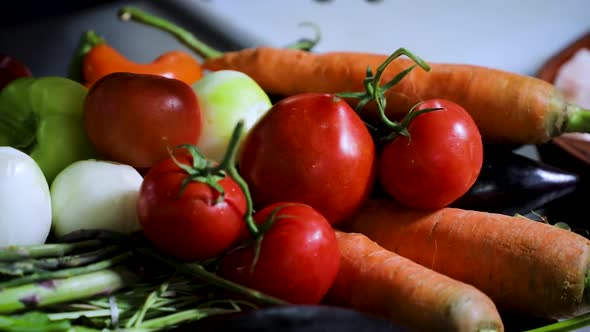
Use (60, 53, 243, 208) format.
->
(74, 31, 203, 87)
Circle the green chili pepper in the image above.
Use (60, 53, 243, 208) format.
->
(0, 76, 96, 184)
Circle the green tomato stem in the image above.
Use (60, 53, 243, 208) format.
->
(335, 47, 439, 142)
(117, 6, 223, 59)
(170, 122, 258, 236)
(215, 120, 259, 237)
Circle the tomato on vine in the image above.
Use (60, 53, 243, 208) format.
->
(137, 129, 246, 262)
(238, 92, 376, 225)
(378, 99, 483, 209)
(217, 202, 341, 304)
(337, 48, 483, 210)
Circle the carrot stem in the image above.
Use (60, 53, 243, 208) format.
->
(117, 6, 223, 59)
(564, 104, 590, 133)
(284, 22, 322, 51)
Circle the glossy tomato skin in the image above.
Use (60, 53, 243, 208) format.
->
(239, 93, 375, 225)
(84, 72, 202, 168)
(378, 99, 483, 209)
(137, 153, 246, 261)
(217, 202, 340, 304)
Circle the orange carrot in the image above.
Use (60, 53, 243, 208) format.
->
(201, 47, 590, 145)
(119, 6, 590, 145)
(324, 231, 504, 332)
(342, 198, 590, 319)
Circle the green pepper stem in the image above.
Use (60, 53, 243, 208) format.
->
(68, 30, 106, 82)
(82, 30, 106, 47)
(216, 120, 259, 237)
(564, 104, 590, 134)
(118, 6, 223, 59)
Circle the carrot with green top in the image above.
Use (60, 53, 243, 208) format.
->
(324, 231, 505, 332)
(342, 198, 590, 319)
(117, 6, 590, 145)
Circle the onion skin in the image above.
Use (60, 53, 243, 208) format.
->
(50, 159, 143, 238)
(0, 147, 52, 247)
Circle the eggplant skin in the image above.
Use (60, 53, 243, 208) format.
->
(181, 305, 409, 332)
(451, 146, 580, 216)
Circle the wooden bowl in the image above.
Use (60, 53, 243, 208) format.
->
(536, 31, 590, 169)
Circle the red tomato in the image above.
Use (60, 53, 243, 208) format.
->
(0, 54, 32, 91)
(378, 99, 483, 209)
(137, 152, 246, 261)
(239, 93, 376, 225)
(84, 72, 202, 168)
(217, 202, 340, 304)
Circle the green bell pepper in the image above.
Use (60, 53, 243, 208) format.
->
(0, 76, 96, 184)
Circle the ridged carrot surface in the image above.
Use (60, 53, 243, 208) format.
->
(324, 231, 505, 332)
(203, 47, 589, 144)
(341, 198, 590, 319)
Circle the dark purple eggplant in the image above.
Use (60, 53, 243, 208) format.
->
(451, 146, 580, 215)
(179, 305, 409, 332)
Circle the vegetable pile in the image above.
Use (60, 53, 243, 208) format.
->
(2, 6, 590, 332)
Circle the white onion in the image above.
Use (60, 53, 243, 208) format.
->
(50, 159, 143, 238)
(0, 147, 52, 246)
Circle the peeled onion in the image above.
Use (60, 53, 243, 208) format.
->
(0, 147, 52, 246)
(50, 159, 143, 238)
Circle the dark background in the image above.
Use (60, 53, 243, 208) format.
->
(2, 2, 590, 330)
(0, 0, 253, 78)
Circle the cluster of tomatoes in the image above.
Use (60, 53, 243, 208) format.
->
(84, 69, 483, 305)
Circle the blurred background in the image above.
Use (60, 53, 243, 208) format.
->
(2, 0, 590, 77)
